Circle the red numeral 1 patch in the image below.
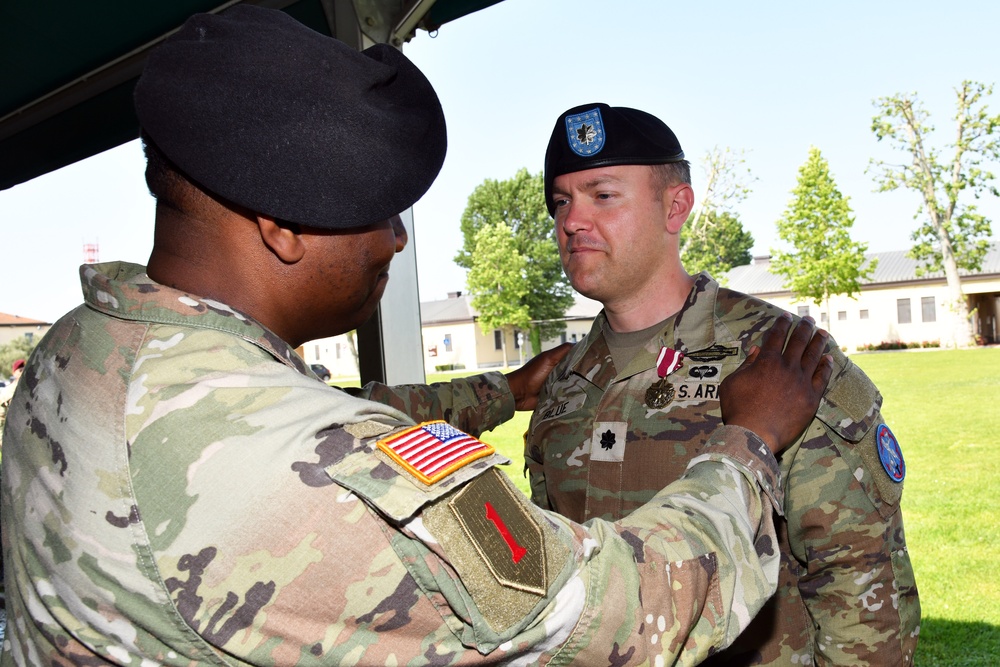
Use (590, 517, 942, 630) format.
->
(449, 470, 546, 595)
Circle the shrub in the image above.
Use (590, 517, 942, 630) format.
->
(434, 363, 466, 372)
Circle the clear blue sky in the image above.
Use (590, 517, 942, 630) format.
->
(2, 0, 999, 322)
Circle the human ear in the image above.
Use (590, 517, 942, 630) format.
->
(256, 215, 306, 263)
(665, 184, 694, 235)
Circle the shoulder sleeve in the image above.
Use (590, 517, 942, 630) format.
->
(345, 372, 515, 437)
(813, 357, 903, 513)
(337, 420, 787, 664)
(785, 358, 919, 664)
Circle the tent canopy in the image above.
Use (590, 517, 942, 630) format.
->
(0, 0, 501, 190)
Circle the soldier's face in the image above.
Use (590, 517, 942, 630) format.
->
(299, 214, 407, 337)
(552, 165, 672, 303)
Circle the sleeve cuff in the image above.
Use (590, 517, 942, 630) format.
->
(687, 425, 785, 516)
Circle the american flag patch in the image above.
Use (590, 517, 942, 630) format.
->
(376, 421, 495, 485)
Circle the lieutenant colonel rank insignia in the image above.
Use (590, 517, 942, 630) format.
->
(875, 423, 905, 483)
(377, 420, 494, 485)
(565, 107, 606, 156)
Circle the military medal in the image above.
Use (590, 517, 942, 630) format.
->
(645, 347, 684, 409)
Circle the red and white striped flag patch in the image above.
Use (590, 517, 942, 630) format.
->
(377, 420, 495, 485)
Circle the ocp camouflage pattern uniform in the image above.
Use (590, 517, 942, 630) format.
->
(526, 274, 920, 666)
(3, 261, 789, 666)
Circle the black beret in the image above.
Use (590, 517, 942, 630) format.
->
(134, 4, 446, 229)
(543, 103, 684, 215)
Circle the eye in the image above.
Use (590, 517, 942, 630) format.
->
(553, 197, 569, 208)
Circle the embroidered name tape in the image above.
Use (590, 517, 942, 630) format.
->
(377, 420, 495, 485)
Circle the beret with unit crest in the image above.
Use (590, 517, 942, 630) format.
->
(134, 4, 447, 229)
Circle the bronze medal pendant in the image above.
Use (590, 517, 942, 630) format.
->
(645, 377, 675, 409)
(646, 346, 684, 408)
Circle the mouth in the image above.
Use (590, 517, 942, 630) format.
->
(565, 239, 604, 255)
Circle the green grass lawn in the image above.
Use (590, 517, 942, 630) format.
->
(341, 348, 1000, 665)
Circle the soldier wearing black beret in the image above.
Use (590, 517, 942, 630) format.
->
(526, 102, 921, 665)
(1, 8, 833, 665)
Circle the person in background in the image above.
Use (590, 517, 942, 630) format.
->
(0, 358, 25, 452)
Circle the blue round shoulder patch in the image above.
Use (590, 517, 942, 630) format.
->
(876, 423, 905, 483)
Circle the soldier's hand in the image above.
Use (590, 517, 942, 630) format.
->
(507, 343, 573, 411)
(720, 314, 833, 455)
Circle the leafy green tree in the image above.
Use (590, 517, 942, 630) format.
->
(682, 146, 756, 281)
(680, 209, 754, 280)
(456, 168, 573, 355)
(772, 147, 876, 336)
(869, 81, 998, 347)
(466, 222, 531, 368)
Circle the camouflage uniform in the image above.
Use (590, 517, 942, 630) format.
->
(526, 273, 921, 666)
(3, 261, 789, 666)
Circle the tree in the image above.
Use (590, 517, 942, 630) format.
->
(456, 168, 574, 356)
(869, 81, 999, 347)
(680, 210, 754, 279)
(771, 147, 876, 336)
(681, 146, 756, 280)
(466, 222, 531, 368)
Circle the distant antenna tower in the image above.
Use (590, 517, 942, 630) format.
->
(83, 241, 100, 264)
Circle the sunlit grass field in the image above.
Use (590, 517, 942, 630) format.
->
(342, 347, 1000, 665)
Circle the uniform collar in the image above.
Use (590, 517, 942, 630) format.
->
(80, 261, 311, 376)
(569, 272, 721, 387)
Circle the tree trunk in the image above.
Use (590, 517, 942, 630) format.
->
(824, 293, 833, 337)
(938, 232, 977, 348)
(345, 330, 360, 375)
(500, 327, 510, 369)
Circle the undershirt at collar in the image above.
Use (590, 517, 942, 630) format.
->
(602, 315, 672, 375)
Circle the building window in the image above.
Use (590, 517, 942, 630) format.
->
(314, 344, 320, 359)
(514, 331, 521, 349)
(560, 332, 567, 344)
(444, 334, 453, 352)
(838, 311, 847, 321)
(860, 309, 869, 320)
(494, 330, 502, 350)
(922, 297, 936, 322)
(897, 298, 911, 324)
(820, 312, 827, 323)
(797, 305, 810, 318)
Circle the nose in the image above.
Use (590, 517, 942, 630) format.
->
(390, 214, 408, 253)
(558, 201, 590, 236)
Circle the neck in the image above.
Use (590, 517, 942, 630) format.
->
(602, 267, 695, 333)
(146, 204, 291, 341)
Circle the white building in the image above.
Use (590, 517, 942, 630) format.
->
(301, 244, 1000, 379)
(301, 292, 602, 379)
(726, 245, 1000, 351)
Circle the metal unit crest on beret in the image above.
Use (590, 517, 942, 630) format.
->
(565, 108, 606, 157)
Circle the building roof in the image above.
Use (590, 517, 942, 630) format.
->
(420, 294, 477, 325)
(726, 244, 1000, 296)
(0, 311, 50, 326)
(419, 291, 604, 326)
